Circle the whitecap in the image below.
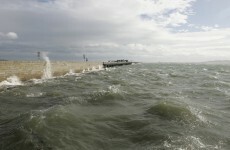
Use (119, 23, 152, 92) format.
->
(108, 85, 121, 94)
(64, 69, 80, 76)
(164, 135, 221, 150)
(189, 106, 208, 124)
(75, 76, 82, 81)
(26, 92, 44, 98)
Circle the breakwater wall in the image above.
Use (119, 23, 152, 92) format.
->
(0, 61, 101, 81)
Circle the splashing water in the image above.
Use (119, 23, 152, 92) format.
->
(67, 69, 76, 75)
(0, 75, 23, 87)
(92, 66, 96, 71)
(42, 53, 52, 79)
(98, 65, 103, 70)
(64, 69, 76, 76)
(69, 69, 74, 74)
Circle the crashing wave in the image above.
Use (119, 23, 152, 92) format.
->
(0, 75, 23, 87)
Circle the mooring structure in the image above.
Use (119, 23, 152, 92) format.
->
(103, 60, 133, 68)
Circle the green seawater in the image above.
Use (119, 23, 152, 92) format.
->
(0, 63, 230, 150)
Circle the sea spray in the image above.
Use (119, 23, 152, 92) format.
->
(42, 52, 52, 79)
(67, 69, 75, 75)
(92, 66, 96, 71)
(0, 75, 23, 87)
(64, 69, 76, 76)
(98, 65, 103, 70)
(69, 69, 74, 74)
(90, 66, 103, 72)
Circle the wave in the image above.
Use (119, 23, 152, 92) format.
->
(0, 112, 49, 150)
(168, 72, 188, 78)
(146, 102, 197, 124)
(163, 135, 223, 150)
(1, 63, 229, 149)
(86, 85, 125, 106)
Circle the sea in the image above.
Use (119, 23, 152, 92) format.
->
(0, 63, 230, 150)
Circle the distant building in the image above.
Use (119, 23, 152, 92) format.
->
(83, 54, 86, 61)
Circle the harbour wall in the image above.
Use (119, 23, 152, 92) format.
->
(0, 61, 101, 81)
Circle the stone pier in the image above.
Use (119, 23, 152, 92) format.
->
(0, 61, 101, 81)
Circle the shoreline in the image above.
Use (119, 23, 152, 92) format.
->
(0, 61, 102, 82)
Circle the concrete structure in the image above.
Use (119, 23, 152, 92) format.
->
(0, 61, 101, 81)
(103, 60, 132, 68)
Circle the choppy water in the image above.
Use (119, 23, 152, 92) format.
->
(0, 63, 230, 150)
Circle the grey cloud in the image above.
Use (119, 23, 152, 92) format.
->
(1, 0, 230, 62)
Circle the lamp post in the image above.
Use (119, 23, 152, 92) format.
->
(37, 51, 40, 60)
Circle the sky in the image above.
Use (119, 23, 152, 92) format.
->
(0, 0, 230, 62)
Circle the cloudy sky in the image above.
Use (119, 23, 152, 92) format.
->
(0, 0, 230, 62)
